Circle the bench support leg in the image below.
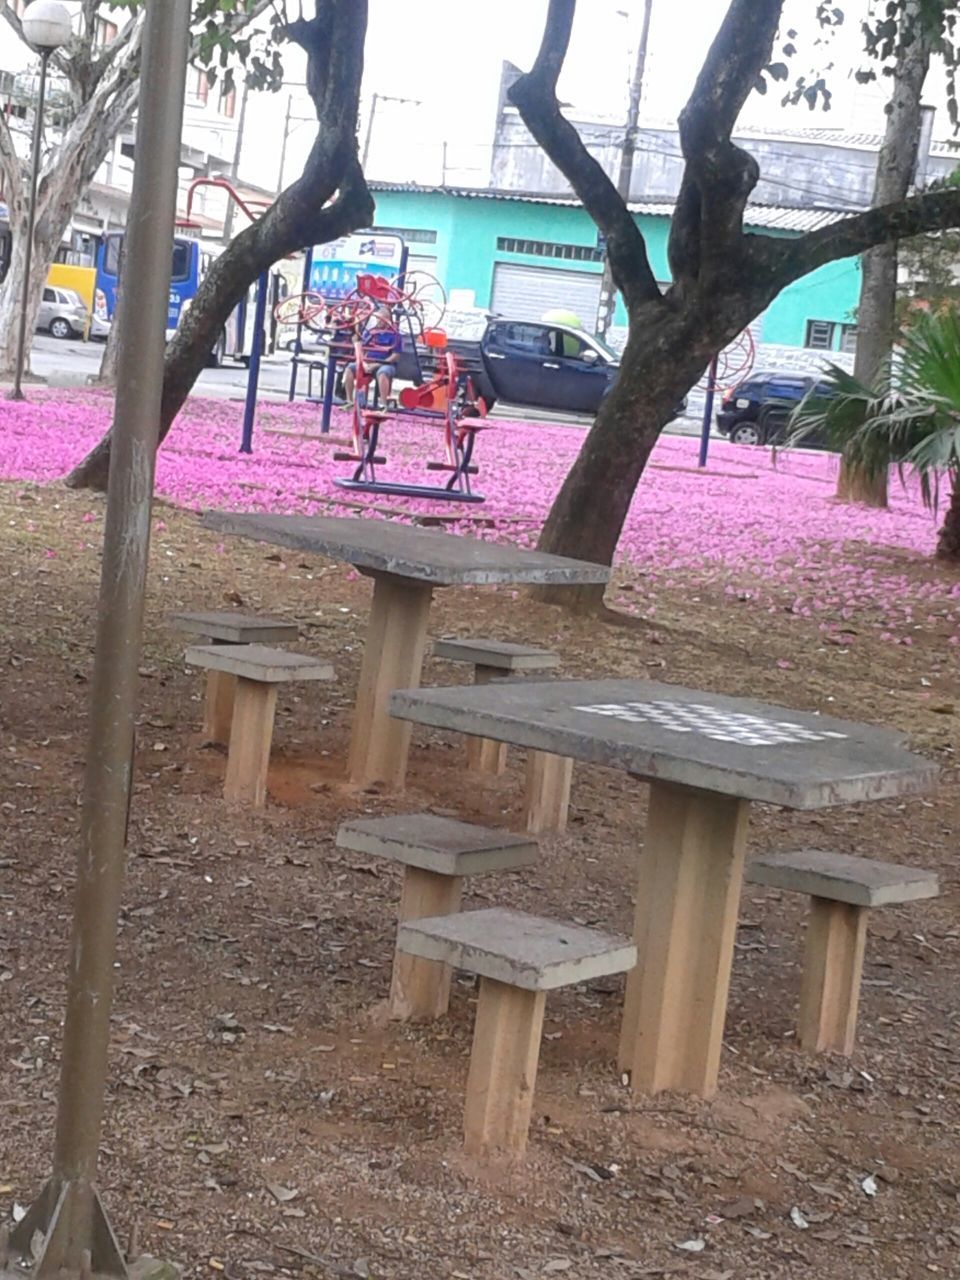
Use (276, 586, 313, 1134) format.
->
(389, 866, 463, 1020)
(463, 978, 546, 1162)
(348, 572, 433, 789)
(618, 782, 749, 1099)
(224, 678, 277, 808)
(523, 751, 573, 834)
(799, 897, 867, 1056)
(466, 664, 507, 776)
(203, 670, 236, 746)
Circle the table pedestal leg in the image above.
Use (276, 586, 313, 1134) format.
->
(203, 670, 236, 745)
(466, 664, 507, 776)
(390, 866, 463, 1020)
(348, 572, 433, 789)
(799, 897, 867, 1056)
(523, 751, 573, 834)
(224, 678, 278, 808)
(463, 978, 546, 1162)
(618, 781, 749, 1098)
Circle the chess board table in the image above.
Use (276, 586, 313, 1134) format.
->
(388, 678, 936, 1098)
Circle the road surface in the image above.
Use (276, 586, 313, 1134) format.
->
(22, 333, 709, 438)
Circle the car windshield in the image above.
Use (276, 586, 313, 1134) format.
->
(584, 332, 619, 361)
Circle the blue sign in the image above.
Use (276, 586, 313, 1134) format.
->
(308, 231, 407, 299)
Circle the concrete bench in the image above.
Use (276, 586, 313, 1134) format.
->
(171, 610, 299, 745)
(746, 849, 939, 1055)
(433, 637, 569, 834)
(336, 813, 537, 1020)
(397, 907, 635, 1161)
(186, 644, 334, 808)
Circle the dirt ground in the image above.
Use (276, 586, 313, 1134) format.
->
(0, 479, 958, 1280)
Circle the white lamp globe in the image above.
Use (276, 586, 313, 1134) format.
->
(21, 0, 73, 51)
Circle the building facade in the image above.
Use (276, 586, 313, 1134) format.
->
(370, 183, 861, 365)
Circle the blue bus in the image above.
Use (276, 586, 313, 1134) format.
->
(95, 230, 286, 367)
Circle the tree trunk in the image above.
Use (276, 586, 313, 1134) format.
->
(0, 209, 69, 381)
(95, 292, 124, 385)
(935, 474, 960, 561)
(840, 0, 934, 509)
(836, 453, 890, 505)
(535, 312, 721, 611)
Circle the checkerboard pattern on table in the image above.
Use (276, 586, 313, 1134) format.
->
(572, 700, 849, 748)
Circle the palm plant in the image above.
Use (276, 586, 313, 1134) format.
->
(792, 308, 960, 561)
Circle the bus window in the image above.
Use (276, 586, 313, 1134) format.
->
(104, 233, 122, 277)
(171, 239, 192, 283)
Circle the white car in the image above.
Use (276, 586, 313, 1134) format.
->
(36, 285, 89, 339)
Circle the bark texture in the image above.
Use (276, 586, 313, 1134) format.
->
(936, 476, 960, 561)
(509, 0, 960, 609)
(65, 0, 372, 492)
(838, 0, 935, 508)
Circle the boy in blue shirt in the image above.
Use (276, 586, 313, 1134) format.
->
(343, 305, 401, 407)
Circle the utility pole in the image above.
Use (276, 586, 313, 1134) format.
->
(595, 0, 653, 339)
(223, 80, 248, 241)
(4, 3, 191, 1273)
(361, 91, 423, 171)
(277, 92, 293, 195)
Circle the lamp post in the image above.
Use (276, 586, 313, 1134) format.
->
(8, 0, 72, 402)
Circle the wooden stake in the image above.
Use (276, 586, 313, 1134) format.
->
(463, 977, 546, 1162)
(347, 572, 433, 788)
(618, 781, 749, 1098)
(224, 678, 278, 808)
(798, 897, 867, 1056)
(202, 669, 236, 745)
(523, 751, 573, 834)
(466, 663, 507, 775)
(389, 866, 463, 1020)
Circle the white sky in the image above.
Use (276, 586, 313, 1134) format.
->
(238, 0, 954, 194)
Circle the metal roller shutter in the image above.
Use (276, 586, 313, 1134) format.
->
(490, 262, 602, 327)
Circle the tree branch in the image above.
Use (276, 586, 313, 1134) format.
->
(65, 0, 372, 491)
(508, 0, 663, 311)
(0, 109, 21, 221)
(769, 188, 960, 287)
(669, 0, 782, 282)
(0, 0, 22, 42)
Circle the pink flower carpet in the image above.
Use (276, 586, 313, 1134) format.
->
(3, 389, 958, 646)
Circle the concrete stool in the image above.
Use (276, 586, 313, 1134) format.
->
(186, 644, 334, 807)
(397, 907, 636, 1161)
(171, 610, 299, 746)
(433, 637, 559, 777)
(747, 849, 939, 1055)
(336, 813, 537, 1020)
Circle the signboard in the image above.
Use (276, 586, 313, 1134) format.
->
(308, 230, 406, 300)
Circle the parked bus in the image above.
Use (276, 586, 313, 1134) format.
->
(95, 230, 231, 365)
(95, 230, 287, 367)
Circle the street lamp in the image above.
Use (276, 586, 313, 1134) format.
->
(8, 0, 72, 401)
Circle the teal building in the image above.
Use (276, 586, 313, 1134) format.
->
(369, 183, 860, 355)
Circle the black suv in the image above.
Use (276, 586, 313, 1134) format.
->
(716, 371, 835, 446)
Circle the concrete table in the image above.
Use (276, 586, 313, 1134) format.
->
(387, 677, 937, 1098)
(202, 513, 607, 787)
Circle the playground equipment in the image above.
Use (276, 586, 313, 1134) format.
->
(177, 177, 280, 454)
(276, 273, 492, 502)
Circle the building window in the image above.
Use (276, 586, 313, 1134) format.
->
(94, 17, 117, 47)
(194, 69, 209, 105)
(219, 85, 236, 119)
(805, 319, 836, 350)
(497, 236, 603, 263)
(840, 323, 858, 354)
(373, 225, 438, 244)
